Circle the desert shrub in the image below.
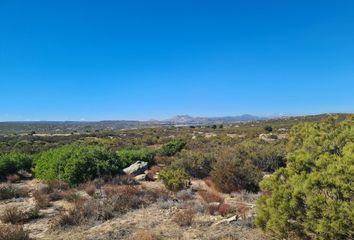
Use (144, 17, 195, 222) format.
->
(84, 183, 96, 196)
(218, 203, 231, 217)
(47, 180, 70, 192)
(0, 207, 24, 224)
(117, 148, 156, 168)
(171, 150, 213, 178)
(32, 190, 50, 209)
(207, 202, 220, 215)
(241, 141, 286, 172)
(146, 165, 161, 181)
(211, 149, 262, 193)
(34, 144, 120, 186)
(173, 208, 194, 227)
(0, 184, 29, 200)
(108, 175, 139, 185)
(198, 190, 224, 203)
(0, 153, 33, 180)
(159, 168, 190, 192)
(256, 116, 354, 239)
(176, 189, 194, 201)
(158, 140, 186, 157)
(0, 224, 30, 240)
(26, 207, 40, 221)
(62, 190, 82, 203)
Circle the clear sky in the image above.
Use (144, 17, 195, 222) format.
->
(0, 0, 353, 121)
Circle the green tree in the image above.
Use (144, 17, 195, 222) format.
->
(256, 116, 354, 239)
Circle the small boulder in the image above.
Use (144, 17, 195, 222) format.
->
(123, 161, 149, 176)
(134, 174, 147, 181)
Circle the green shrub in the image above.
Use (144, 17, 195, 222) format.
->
(159, 168, 190, 191)
(211, 149, 262, 193)
(171, 150, 213, 178)
(158, 140, 186, 157)
(256, 116, 354, 239)
(0, 153, 33, 179)
(117, 148, 155, 168)
(241, 141, 286, 172)
(34, 144, 120, 186)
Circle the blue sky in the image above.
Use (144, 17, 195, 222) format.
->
(0, 0, 353, 121)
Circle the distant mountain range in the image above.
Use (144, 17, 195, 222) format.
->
(0, 114, 267, 134)
(163, 114, 266, 125)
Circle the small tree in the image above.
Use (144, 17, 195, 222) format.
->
(211, 149, 262, 193)
(256, 116, 354, 239)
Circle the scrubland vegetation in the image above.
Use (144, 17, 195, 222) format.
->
(0, 114, 352, 239)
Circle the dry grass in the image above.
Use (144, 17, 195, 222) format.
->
(198, 190, 224, 204)
(173, 208, 195, 227)
(207, 203, 220, 215)
(0, 184, 29, 200)
(134, 229, 154, 240)
(108, 175, 138, 186)
(84, 183, 96, 196)
(104, 185, 139, 198)
(0, 224, 30, 240)
(32, 190, 50, 209)
(61, 190, 82, 203)
(0, 207, 24, 224)
(176, 190, 194, 201)
(237, 202, 250, 220)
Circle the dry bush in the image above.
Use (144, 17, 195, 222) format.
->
(0, 224, 30, 240)
(32, 190, 50, 209)
(55, 211, 78, 227)
(237, 202, 250, 220)
(204, 178, 215, 188)
(218, 203, 231, 217)
(173, 208, 195, 227)
(0, 184, 29, 200)
(154, 155, 175, 165)
(108, 175, 138, 185)
(176, 190, 193, 201)
(48, 190, 62, 201)
(146, 165, 161, 180)
(61, 190, 81, 203)
(84, 183, 96, 196)
(6, 174, 20, 183)
(207, 203, 220, 215)
(104, 185, 139, 198)
(198, 190, 224, 204)
(26, 207, 40, 221)
(134, 229, 154, 240)
(0, 207, 24, 224)
(48, 180, 70, 191)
